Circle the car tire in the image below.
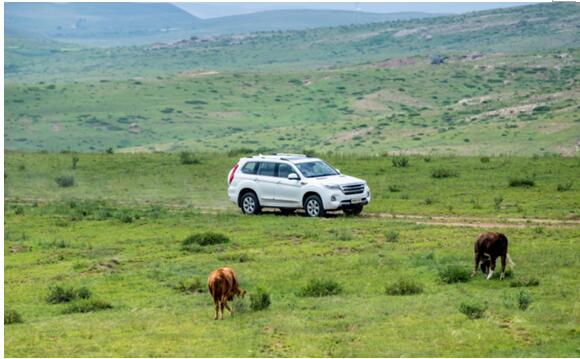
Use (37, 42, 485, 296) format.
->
(240, 192, 261, 215)
(343, 204, 364, 216)
(279, 208, 296, 215)
(304, 195, 325, 218)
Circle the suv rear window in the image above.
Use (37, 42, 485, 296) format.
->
(241, 162, 259, 174)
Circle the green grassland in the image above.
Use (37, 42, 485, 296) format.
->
(5, 152, 579, 219)
(5, 49, 579, 155)
(4, 204, 579, 357)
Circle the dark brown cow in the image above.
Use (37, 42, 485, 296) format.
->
(207, 267, 246, 320)
(472, 232, 514, 280)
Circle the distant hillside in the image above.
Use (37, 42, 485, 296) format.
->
(195, 9, 445, 36)
(5, 3, 444, 46)
(5, 3, 579, 82)
(4, 2, 202, 46)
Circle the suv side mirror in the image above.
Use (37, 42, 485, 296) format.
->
(288, 173, 299, 180)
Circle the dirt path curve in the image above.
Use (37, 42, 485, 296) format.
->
(5, 197, 579, 229)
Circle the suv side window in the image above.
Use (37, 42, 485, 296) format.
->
(278, 164, 296, 178)
(241, 161, 259, 174)
(257, 162, 276, 177)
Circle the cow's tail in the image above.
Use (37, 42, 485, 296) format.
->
(507, 253, 515, 269)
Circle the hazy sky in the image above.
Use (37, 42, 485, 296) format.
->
(174, 2, 535, 19)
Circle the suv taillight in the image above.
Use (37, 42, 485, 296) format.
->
(228, 163, 239, 185)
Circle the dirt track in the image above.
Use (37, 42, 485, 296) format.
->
(6, 197, 580, 229)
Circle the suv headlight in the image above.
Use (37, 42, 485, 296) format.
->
(324, 184, 341, 191)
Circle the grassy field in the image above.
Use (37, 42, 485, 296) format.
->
(5, 152, 579, 220)
(5, 49, 579, 155)
(4, 204, 579, 357)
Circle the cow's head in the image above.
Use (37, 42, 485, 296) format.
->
(237, 287, 247, 299)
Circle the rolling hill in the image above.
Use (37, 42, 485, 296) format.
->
(3, 3, 580, 156)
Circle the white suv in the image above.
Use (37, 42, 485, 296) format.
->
(227, 154, 371, 217)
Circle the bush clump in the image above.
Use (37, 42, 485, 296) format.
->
(459, 301, 487, 319)
(250, 287, 271, 311)
(392, 157, 409, 168)
(386, 279, 423, 295)
(556, 182, 573, 192)
(480, 156, 490, 163)
(438, 265, 471, 284)
(432, 168, 458, 179)
(62, 299, 113, 314)
(47, 285, 92, 304)
(384, 230, 399, 242)
(517, 290, 533, 311)
(182, 232, 229, 250)
(4, 309, 23, 324)
(179, 151, 201, 165)
(299, 279, 343, 297)
(55, 175, 75, 188)
(175, 278, 204, 293)
(509, 177, 535, 187)
(331, 228, 353, 241)
(510, 276, 540, 288)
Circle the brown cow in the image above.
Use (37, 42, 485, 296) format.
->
(472, 232, 514, 280)
(207, 267, 246, 320)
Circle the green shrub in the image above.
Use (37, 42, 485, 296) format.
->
(14, 206, 24, 215)
(55, 175, 75, 188)
(392, 157, 409, 168)
(299, 279, 343, 297)
(331, 228, 353, 241)
(175, 278, 204, 293)
(182, 232, 229, 251)
(509, 178, 535, 187)
(386, 279, 423, 295)
(47, 285, 91, 304)
(388, 185, 401, 192)
(179, 151, 201, 165)
(439, 265, 471, 284)
(517, 290, 533, 310)
(510, 276, 540, 288)
(494, 196, 504, 210)
(480, 156, 490, 163)
(459, 301, 487, 319)
(62, 299, 113, 314)
(4, 309, 23, 324)
(432, 168, 458, 179)
(250, 287, 271, 311)
(385, 230, 399, 242)
(557, 182, 572, 192)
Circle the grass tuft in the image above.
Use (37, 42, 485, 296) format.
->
(432, 168, 458, 179)
(55, 175, 75, 188)
(517, 290, 533, 311)
(62, 299, 113, 314)
(182, 232, 229, 250)
(4, 309, 23, 325)
(509, 177, 535, 187)
(299, 279, 342, 297)
(438, 265, 471, 284)
(459, 301, 487, 319)
(510, 276, 540, 288)
(47, 285, 92, 304)
(386, 279, 423, 295)
(250, 287, 271, 311)
(392, 157, 409, 168)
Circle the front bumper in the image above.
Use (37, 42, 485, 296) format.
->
(322, 187, 371, 210)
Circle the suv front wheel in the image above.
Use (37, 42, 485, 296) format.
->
(240, 192, 262, 215)
(304, 194, 325, 217)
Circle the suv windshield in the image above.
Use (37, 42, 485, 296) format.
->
(296, 161, 339, 178)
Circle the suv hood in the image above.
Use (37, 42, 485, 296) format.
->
(304, 175, 365, 186)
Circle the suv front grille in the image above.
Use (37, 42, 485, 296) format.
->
(341, 183, 365, 195)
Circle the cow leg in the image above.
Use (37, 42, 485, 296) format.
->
(472, 252, 481, 277)
(500, 254, 507, 280)
(213, 299, 220, 320)
(487, 256, 497, 280)
(224, 302, 233, 316)
(220, 301, 226, 320)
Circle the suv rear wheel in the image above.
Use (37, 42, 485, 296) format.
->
(240, 192, 261, 215)
(304, 194, 325, 217)
(343, 204, 363, 216)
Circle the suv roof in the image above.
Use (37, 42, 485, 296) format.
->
(247, 153, 318, 163)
